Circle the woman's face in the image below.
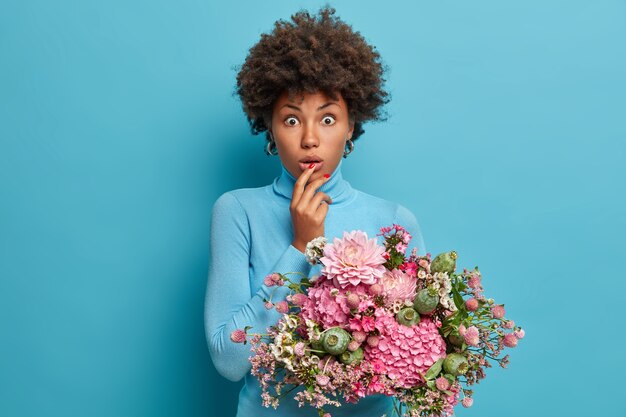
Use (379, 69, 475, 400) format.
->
(269, 90, 354, 183)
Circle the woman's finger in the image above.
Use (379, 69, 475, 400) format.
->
(308, 191, 332, 214)
(291, 164, 317, 207)
(314, 198, 330, 223)
(298, 175, 330, 209)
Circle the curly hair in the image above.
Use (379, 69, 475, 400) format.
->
(234, 5, 390, 149)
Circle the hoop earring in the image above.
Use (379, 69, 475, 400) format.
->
(265, 132, 279, 156)
(343, 139, 354, 158)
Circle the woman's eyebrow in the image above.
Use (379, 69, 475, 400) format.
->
(281, 102, 340, 111)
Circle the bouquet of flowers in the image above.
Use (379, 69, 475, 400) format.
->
(230, 224, 525, 417)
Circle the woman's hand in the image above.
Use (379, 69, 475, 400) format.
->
(290, 164, 332, 253)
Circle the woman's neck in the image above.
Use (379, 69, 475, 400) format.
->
(272, 158, 356, 206)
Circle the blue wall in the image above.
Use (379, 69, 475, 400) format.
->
(1, 1, 624, 416)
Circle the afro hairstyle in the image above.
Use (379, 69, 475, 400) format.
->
(234, 5, 390, 151)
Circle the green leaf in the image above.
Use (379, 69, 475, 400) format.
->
(425, 358, 444, 380)
(452, 288, 464, 311)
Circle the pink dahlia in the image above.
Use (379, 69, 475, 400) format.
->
(320, 230, 387, 288)
(365, 310, 447, 388)
(380, 268, 417, 305)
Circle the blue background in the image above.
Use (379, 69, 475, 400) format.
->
(1, 0, 624, 416)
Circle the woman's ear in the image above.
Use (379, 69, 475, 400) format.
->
(348, 118, 355, 139)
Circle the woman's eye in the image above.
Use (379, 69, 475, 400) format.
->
(322, 116, 336, 125)
(285, 117, 299, 126)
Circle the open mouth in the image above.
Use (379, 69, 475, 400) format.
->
(299, 156, 323, 163)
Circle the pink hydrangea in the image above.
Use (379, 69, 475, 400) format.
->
(380, 268, 417, 305)
(349, 314, 376, 332)
(320, 230, 387, 288)
(299, 279, 369, 329)
(364, 310, 447, 388)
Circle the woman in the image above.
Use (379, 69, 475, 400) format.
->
(204, 6, 426, 417)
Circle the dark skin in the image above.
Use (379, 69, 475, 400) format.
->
(289, 164, 331, 253)
(269, 90, 355, 253)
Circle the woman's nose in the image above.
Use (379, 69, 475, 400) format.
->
(301, 123, 319, 148)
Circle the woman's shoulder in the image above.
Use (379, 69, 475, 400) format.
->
(353, 188, 421, 227)
(212, 185, 273, 212)
(353, 188, 408, 213)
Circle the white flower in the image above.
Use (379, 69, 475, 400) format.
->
(305, 236, 327, 265)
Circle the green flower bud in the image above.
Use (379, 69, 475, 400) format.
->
(310, 337, 325, 357)
(443, 353, 469, 376)
(396, 307, 421, 327)
(339, 347, 364, 365)
(413, 288, 439, 314)
(321, 327, 351, 355)
(430, 251, 458, 275)
(447, 332, 464, 347)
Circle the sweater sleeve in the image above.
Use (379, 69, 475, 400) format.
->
(394, 203, 427, 256)
(204, 192, 313, 382)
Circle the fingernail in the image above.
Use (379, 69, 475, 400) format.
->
(308, 163, 315, 169)
(324, 173, 330, 178)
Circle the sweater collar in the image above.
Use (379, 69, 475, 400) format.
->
(272, 158, 355, 206)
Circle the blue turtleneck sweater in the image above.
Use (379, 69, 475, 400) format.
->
(204, 158, 426, 417)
